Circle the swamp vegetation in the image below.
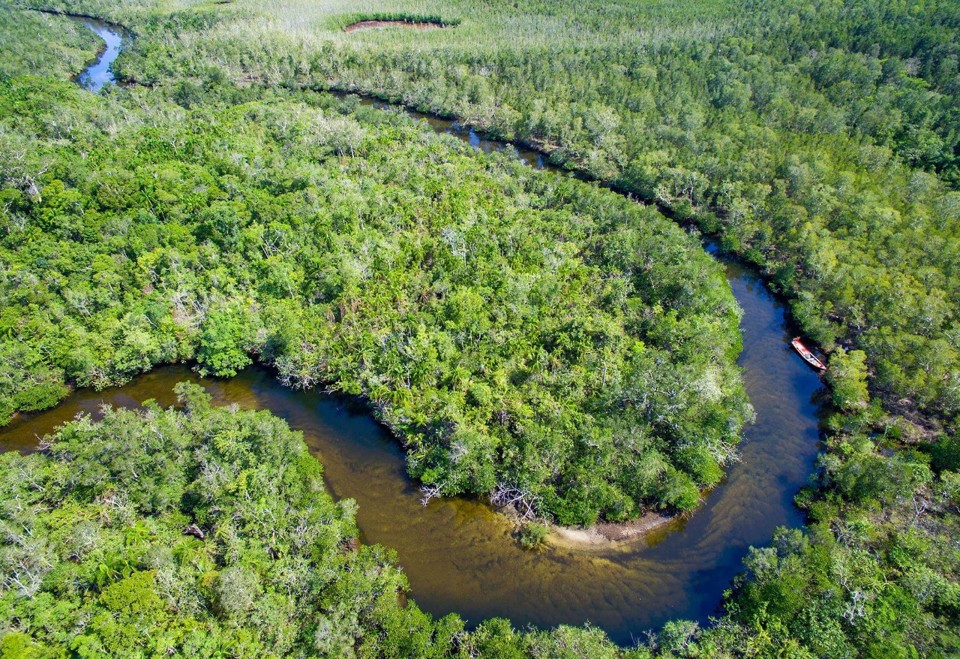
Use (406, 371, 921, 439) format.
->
(0, 1, 958, 657)
(0, 59, 751, 526)
(62, 0, 960, 421)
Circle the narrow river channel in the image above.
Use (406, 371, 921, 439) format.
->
(74, 17, 125, 91)
(0, 18, 826, 643)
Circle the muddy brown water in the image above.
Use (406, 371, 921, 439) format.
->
(3, 19, 826, 643)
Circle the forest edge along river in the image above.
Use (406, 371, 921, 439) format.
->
(76, 18, 123, 91)
(0, 18, 826, 644)
(34, 10, 128, 92)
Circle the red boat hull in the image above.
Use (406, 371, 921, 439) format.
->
(791, 337, 827, 372)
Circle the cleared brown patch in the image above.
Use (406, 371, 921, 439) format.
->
(344, 19, 447, 33)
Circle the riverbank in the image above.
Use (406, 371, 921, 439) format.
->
(16, 6, 958, 654)
(547, 513, 678, 549)
(39, 11, 128, 91)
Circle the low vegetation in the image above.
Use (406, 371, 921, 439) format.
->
(0, 8, 97, 79)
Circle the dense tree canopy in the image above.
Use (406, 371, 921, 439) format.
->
(0, 62, 750, 524)
(0, 388, 427, 657)
(0, 388, 543, 658)
(0, 7, 97, 78)
(42, 0, 959, 420)
(1, 2, 959, 657)
(3, 388, 957, 658)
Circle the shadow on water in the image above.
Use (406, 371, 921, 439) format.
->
(2, 19, 826, 643)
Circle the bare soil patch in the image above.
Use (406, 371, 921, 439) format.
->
(344, 20, 448, 33)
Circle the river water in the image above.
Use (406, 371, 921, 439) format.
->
(74, 17, 124, 91)
(0, 19, 826, 643)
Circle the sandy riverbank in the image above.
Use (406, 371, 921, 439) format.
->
(546, 512, 678, 549)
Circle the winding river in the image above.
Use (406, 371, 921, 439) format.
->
(0, 19, 825, 643)
(73, 17, 125, 91)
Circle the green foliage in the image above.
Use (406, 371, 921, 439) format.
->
(0, 75, 749, 523)
(2, 2, 960, 657)
(0, 632, 40, 659)
(931, 433, 960, 474)
(0, 7, 100, 78)
(0, 344, 69, 425)
(826, 348, 870, 412)
(197, 304, 253, 377)
(469, 618, 527, 659)
(87, 0, 960, 420)
(0, 394, 439, 657)
(4, 397, 770, 658)
(524, 625, 622, 659)
(517, 522, 549, 550)
(713, 435, 960, 658)
(2, 387, 611, 657)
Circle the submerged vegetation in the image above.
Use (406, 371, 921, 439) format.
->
(1, 0, 959, 657)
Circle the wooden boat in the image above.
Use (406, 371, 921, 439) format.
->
(791, 337, 827, 372)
